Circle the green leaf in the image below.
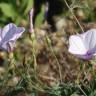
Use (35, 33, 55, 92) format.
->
(71, 93, 79, 96)
(0, 3, 16, 18)
(24, 0, 33, 14)
(35, 5, 44, 27)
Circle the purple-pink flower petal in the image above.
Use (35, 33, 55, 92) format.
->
(68, 29, 96, 60)
(0, 23, 25, 52)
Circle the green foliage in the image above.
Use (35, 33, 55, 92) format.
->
(0, 0, 44, 27)
(0, 3, 16, 18)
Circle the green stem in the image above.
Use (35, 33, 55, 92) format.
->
(30, 33, 37, 77)
(46, 36, 62, 83)
(64, 0, 84, 33)
(78, 84, 88, 96)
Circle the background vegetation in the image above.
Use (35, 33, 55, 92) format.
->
(0, 0, 96, 96)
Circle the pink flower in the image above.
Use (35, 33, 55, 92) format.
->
(0, 23, 25, 52)
(68, 29, 96, 60)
